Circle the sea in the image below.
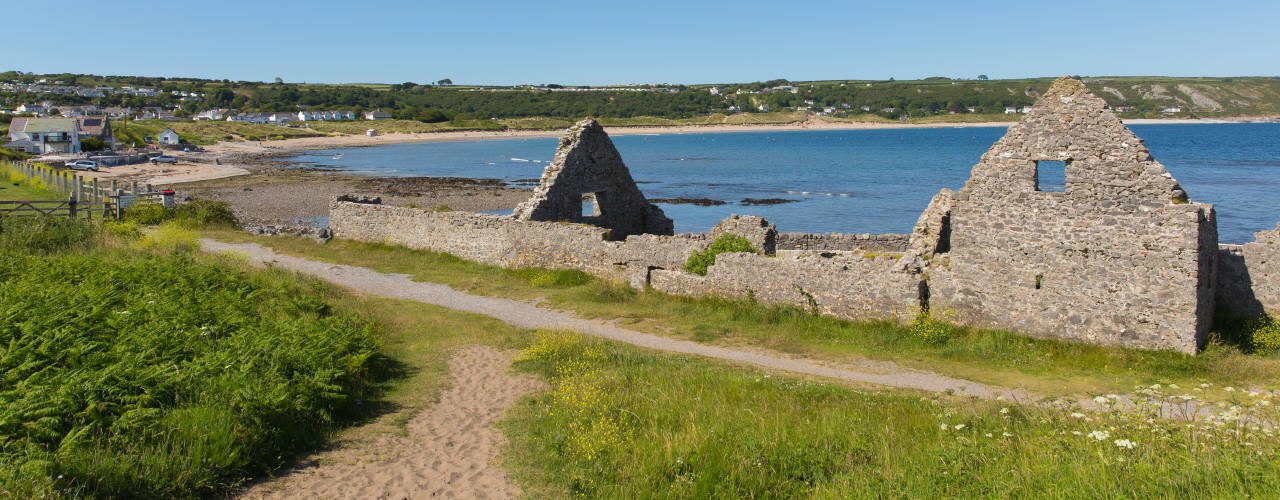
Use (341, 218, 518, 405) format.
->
(284, 123, 1280, 244)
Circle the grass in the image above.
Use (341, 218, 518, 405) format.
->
(0, 218, 382, 497)
(0, 163, 58, 201)
(112, 120, 323, 146)
(198, 231, 1280, 397)
(504, 331, 1280, 497)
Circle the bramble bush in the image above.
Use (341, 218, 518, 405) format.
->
(124, 199, 239, 229)
(684, 234, 758, 276)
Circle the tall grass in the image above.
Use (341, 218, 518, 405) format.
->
(0, 222, 379, 497)
(506, 332, 1280, 497)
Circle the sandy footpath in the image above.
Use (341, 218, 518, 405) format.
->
(240, 346, 545, 499)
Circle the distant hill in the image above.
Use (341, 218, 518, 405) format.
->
(2, 71, 1278, 125)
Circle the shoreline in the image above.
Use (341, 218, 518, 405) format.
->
(142, 114, 1277, 187)
(207, 114, 1279, 156)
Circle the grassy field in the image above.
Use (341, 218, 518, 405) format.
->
(200, 231, 1280, 398)
(0, 163, 57, 201)
(112, 120, 324, 146)
(506, 331, 1279, 497)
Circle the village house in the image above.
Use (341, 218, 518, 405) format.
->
(1162, 106, 1184, 114)
(6, 117, 82, 154)
(194, 109, 229, 121)
(15, 104, 48, 115)
(364, 109, 392, 120)
(1004, 106, 1020, 114)
(157, 128, 181, 145)
(103, 107, 133, 118)
(76, 116, 115, 150)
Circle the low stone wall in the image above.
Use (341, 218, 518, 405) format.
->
(331, 201, 920, 323)
(651, 250, 920, 322)
(1217, 226, 1280, 319)
(776, 232, 910, 252)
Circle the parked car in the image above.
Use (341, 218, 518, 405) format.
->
(151, 156, 179, 164)
(64, 160, 99, 171)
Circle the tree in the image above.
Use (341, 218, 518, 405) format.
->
(436, 78, 453, 86)
(977, 74, 989, 80)
(274, 77, 284, 84)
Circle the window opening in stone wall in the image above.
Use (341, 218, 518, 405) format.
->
(1035, 160, 1067, 192)
(581, 192, 602, 217)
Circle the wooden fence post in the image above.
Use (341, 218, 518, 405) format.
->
(114, 189, 125, 220)
(68, 194, 77, 219)
(92, 178, 100, 204)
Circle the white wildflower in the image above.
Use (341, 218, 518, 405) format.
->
(940, 423, 949, 431)
(1088, 430, 1110, 441)
(1000, 407, 1010, 415)
(1071, 412, 1086, 419)
(1114, 439, 1137, 449)
(1002, 432, 1013, 437)
(953, 424, 966, 430)
(1225, 386, 1236, 392)
(1093, 396, 1109, 405)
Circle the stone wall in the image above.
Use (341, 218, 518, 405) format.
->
(651, 250, 920, 322)
(776, 232, 910, 252)
(1217, 225, 1280, 319)
(923, 78, 1217, 353)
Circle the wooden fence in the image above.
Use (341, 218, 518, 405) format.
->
(1, 161, 175, 220)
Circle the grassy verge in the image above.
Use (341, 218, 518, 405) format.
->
(0, 217, 383, 497)
(0, 163, 58, 201)
(198, 231, 1280, 397)
(505, 331, 1279, 497)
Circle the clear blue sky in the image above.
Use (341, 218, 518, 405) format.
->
(10, 0, 1278, 85)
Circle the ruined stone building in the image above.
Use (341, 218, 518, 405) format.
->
(329, 79, 1280, 354)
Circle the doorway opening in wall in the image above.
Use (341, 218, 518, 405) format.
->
(581, 192, 602, 218)
(1035, 160, 1068, 192)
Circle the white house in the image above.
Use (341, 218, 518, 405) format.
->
(1004, 107, 1020, 114)
(269, 113, 294, 124)
(15, 104, 48, 115)
(157, 128, 181, 145)
(757, 104, 770, 112)
(194, 109, 228, 121)
(6, 117, 82, 154)
(364, 110, 392, 120)
(1162, 106, 1183, 114)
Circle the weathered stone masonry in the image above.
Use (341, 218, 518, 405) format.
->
(329, 80, 1280, 354)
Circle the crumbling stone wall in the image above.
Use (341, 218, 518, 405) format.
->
(776, 233, 910, 252)
(512, 118, 673, 238)
(1217, 225, 1280, 319)
(710, 215, 777, 254)
(923, 78, 1218, 353)
(650, 251, 921, 322)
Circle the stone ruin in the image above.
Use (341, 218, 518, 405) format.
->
(328, 78, 1280, 355)
(923, 78, 1219, 353)
(512, 119, 673, 238)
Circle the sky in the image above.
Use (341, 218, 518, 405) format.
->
(9, 0, 1279, 86)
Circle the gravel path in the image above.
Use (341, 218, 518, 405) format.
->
(201, 239, 1029, 401)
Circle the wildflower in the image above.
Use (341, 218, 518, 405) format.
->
(1071, 431, 1082, 436)
(1088, 430, 1110, 441)
(940, 423, 949, 431)
(985, 433, 994, 438)
(1071, 412, 1086, 419)
(1168, 383, 1180, 389)
(1225, 386, 1236, 392)
(1000, 407, 1010, 415)
(1002, 432, 1013, 437)
(953, 424, 966, 430)
(1093, 396, 1109, 405)
(1114, 439, 1137, 449)
(1199, 383, 1211, 388)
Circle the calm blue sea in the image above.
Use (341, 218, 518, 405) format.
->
(285, 123, 1280, 243)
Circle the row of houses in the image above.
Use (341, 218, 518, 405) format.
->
(5, 116, 115, 154)
(196, 109, 393, 123)
(0, 81, 201, 99)
(7, 103, 178, 120)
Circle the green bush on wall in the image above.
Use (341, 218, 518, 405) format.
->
(684, 234, 758, 276)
